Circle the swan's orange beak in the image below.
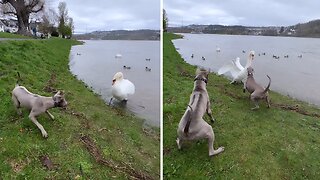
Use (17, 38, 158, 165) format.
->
(112, 79, 116, 85)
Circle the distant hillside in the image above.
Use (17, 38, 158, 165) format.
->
(290, 19, 320, 38)
(168, 19, 320, 38)
(74, 29, 160, 40)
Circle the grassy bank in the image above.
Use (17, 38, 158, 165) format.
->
(0, 32, 31, 39)
(0, 38, 159, 179)
(163, 33, 320, 179)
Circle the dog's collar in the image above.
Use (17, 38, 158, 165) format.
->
(194, 77, 207, 84)
(52, 96, 59, 107)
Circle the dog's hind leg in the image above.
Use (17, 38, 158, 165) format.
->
(205, 125, 224, 156)
(206, 100, 215, 123)
(29, 111, 48, 138)
(12, 94, 22, 115)
(250, 97, 260, 110)
(46, 110, 55, 120)
(266, 95, 271, 108)
(176, 137, 182, 149)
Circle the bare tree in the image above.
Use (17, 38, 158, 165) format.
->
(38, 7, 57, 35)
(68, 17, 74, 34)
(0, 0, 44, 35)
(163, 9, 168, 32)
(58, 1, 67, 37)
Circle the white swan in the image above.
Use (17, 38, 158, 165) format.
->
(109, 72, 135, 104)
(115, 54, 122, 58)
(218, 51, 255, 85)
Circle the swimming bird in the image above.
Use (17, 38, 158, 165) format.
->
(191, 54, 194, 58)
(242, 50, 246, 53)
(109, 72, 135, 105)
(145, 67, 151, 71)
(298, 54, 302, 58)
(201, 56, 206, 60)
(216, 47, 221, 52)
(218, 51, 255, 89)
(145, 58, 151, 61)
(123, 65, 131, 70)
(115, 54, 122, 58)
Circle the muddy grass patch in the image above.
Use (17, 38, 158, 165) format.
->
(80, 135, 154, 180)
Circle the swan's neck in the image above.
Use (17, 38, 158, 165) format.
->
(245, 57, 253, 68)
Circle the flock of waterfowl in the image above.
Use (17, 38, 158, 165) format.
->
(191, 48, 303, 61)
(119, 54, 153, 72)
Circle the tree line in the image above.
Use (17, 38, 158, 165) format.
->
(0, 0, 74, 38)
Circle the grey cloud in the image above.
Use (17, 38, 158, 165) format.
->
(164, 0, 320, 27)
(48, 0, 160, 33)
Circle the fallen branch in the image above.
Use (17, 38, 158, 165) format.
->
(80, 135, 155, 180)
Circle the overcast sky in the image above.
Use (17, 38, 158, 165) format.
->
(164, 0, 320, 27)
(47, 0, 160, 34)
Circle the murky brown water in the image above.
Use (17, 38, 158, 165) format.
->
(69, 40, 160, 127)
(173, 33, 320, 107)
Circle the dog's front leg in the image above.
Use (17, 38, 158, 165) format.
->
(46, 110, 55, 120)
(206, 100, 215, 123)
(29, 112, 48, 138)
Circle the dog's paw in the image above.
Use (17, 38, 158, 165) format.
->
(42, 131, 48, 138)
(218, 146, 225, 152)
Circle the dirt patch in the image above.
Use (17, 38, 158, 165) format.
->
(80, 135, 155, 180)
(177, 65, 193, 78)
(142, 127, 160, 141)
(39, 155, 56, 170)
(271, 103, 320, 118)
(43, 73, 57, 93)
(8, 158, 30, 173)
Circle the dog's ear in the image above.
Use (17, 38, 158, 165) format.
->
(196, 67, 201, 75)
(55, 90, 64, 97)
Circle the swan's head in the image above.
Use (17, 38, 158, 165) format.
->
(249, 51, 255, 59)
(112, 72, 124, 85)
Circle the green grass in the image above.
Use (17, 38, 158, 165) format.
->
(163, 33, 320, 179)
(0, 32, 31, 39)
(0, 38, 159, 179)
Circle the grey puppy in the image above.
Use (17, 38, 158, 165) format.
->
(12, 76, 67, 138)
(245, 67, 271, 110)
(176, 68, 225, 156)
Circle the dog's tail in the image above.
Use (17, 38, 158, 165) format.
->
(16, 72, 21, 86)
(183, 104, 193, 136)
(263, 75, 271, 94)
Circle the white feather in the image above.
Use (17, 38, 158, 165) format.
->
(218, 51, 255, 83)
(111, 72, 135, 101)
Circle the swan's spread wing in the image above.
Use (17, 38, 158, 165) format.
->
(234, 58, 244, 71)
(218, 61, 241, 78)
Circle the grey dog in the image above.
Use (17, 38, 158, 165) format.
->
(245, 67, 271, 110)
(176, 68, 225, 156)
(11, 73, 67, 138)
